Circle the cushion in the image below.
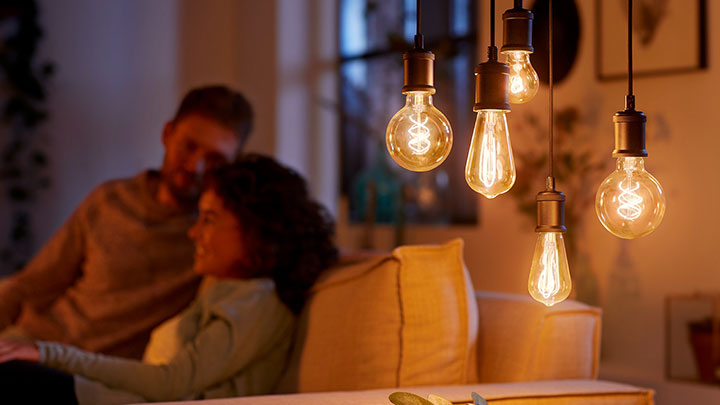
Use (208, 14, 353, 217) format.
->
(276, 238, 478, 393)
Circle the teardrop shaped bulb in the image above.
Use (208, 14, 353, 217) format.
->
(528, 232, 572, 306)
(465, 110, 516, 198)
(505, 51, 539, 104)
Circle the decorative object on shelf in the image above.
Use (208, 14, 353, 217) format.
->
(665, 292, 720, 385)
(527, 0, 572, 307)
(465, 0, 514, 199)
(385, 0, 453, 172)
(597, 0, 707, 80)
(501, 0, 539, 104)
(595, 0, 666, 240)
(0, 0, 54, 276)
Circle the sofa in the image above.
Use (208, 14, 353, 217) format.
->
(144, 239, 654, 405)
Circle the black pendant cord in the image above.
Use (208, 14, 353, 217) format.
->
(548, 0, 554, 182)
(514, 0, 522, 8)
(626, 0, 635, 110)
(490, 0, 495, 47)
(414, 0, 424, 49)
(487, 0, 498, 60)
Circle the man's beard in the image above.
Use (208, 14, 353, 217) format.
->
(161, 169, 202, 211)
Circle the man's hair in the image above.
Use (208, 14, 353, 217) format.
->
(173, 85, 254, 148)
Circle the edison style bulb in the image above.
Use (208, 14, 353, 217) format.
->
(465, 110, 515, 198)
(595, 157, 665, 239)
(528, 232, 572, 306)
(505, 51, 539, 104)
(386, 92, 453, 172)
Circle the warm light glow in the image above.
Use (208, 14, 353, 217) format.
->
(465, 110, 515, 198)
(386, 92, 453, 172)
(408, 111, 431, 154)
(617, 176, 642, 220)
(505, 51, 539, 104)
(595, 157, 665, 239)
(528, 232, 571, 306)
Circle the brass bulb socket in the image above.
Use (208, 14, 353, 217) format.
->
(402, 50, 436, 94)
(501, 7, 534, 53)
(474, 59, 511, 111)
(613, 109, 647, 157)
(535, 189, 566, 233)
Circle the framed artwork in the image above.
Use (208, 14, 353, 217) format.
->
(596, 0, 707, 80)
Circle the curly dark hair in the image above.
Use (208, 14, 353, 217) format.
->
(205, 154, 338, 315)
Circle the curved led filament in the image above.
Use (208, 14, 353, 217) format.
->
(537, 233, 560, 299)
(480, 113, 499, 187)
(617, 176, 643, 220)
(408, 112, 431, 154)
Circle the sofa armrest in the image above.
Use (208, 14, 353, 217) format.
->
(473, 291, 601, 383)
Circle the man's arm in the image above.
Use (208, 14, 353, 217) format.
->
(0, 209, 86, 330)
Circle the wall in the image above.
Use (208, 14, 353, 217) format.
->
(338, 1, 720, 403)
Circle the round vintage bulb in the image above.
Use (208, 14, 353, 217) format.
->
(528, 231, 572, 306)
(386, 92, 453, 172)
(595, 156, 665, 239)
(465, 110, 515, 198)
(505, 51, 539, 104)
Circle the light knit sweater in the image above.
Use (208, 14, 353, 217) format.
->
(38, 278, 295, 404)
(0, 171, 201, 358)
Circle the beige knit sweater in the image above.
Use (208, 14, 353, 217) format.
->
(0, 171, 200, 358)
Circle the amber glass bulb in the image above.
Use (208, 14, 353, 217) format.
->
(595, 157, 665, 239)
(386, 92, 453, 172)
(465, 110, 515, 198)
(528, 232, 572, 306)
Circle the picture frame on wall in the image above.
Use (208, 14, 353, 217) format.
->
(596, 0, 707, 81)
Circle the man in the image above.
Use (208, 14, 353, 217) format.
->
(0, 85, 253, 358)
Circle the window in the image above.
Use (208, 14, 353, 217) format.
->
(339, 0, 478, 225)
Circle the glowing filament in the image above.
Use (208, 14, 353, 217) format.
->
(617, 176, 643, 220)
(538, 233, 560, 299)
(510, 64, 524, 94)
(408, 112, 430, 155)
(479, 113, 498, 187)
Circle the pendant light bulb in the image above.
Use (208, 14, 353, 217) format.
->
(386, 91, 453, 172)
(595, 156, 665, 239)
(465, 109, 515, 198)
(505, 51, 539, 104)
(528, 231, 571, 306)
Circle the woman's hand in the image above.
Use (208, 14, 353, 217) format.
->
(0, 339, 40, 363)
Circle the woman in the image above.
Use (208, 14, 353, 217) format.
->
(0, 155, 338, 404)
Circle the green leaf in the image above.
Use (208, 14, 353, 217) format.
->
(389, 392, 435, 405)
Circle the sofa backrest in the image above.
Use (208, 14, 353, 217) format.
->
(276, 238, 478, 393)
(474, 290, 602, 382)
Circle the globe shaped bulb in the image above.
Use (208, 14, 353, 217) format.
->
(505, 51, 539, 104)
(595, 157, 666, 239)
(385, 92, 453, 172)
(465, 110, 516, 198)
(528, 232, 572, 307)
